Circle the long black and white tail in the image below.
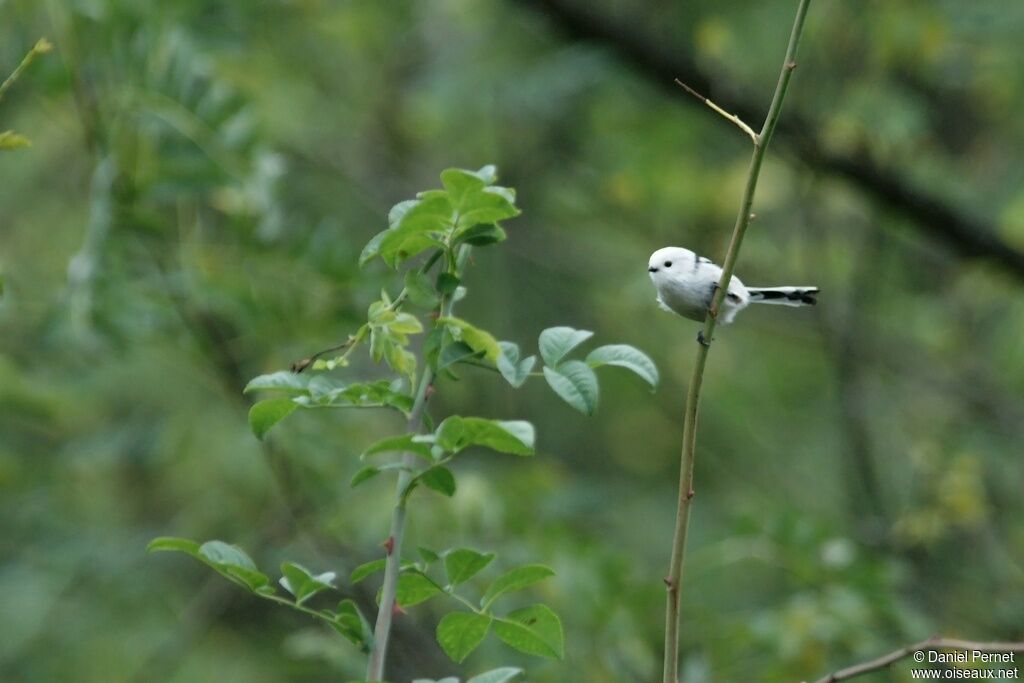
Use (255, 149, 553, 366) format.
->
(748, 286, 819, 306)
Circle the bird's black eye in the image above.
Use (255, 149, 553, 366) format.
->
(664, 261, 672, 268)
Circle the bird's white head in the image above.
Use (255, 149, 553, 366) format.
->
(647, 246, 697, 285)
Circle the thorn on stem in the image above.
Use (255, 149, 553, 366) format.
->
(686, 488, 695, 500)
(382, 536, 395, 555)
(425, 383, 436, 400)
(749, 212, 757, 221)
(663, 576, 674, 588)
(786, 60, 798, 71)
(392, 601, 406, 616)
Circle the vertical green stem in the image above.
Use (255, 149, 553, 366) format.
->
(662, 2, 812, 682)
(365, 245, 470, 682)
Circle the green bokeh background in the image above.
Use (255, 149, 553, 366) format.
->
(1, 1, 1022, 681)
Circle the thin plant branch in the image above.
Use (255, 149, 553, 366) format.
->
(365, 244, 471, 682)
(674, 79, 757, 144)
(0, 38, 52, 105)
(808, 637, 1024, 683)
(662, 2, 812, 682)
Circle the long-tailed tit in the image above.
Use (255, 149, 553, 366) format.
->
(648, 247, 818, 333)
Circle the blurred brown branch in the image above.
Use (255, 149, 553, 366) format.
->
(511, 0, 1024, 281)
(809, 637, 1024, 683)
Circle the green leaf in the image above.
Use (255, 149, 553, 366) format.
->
(438, 317, 502, 362)
(149, 537, 271, 593)
(244, 371, 310, 395)
(436, 612, 492, 663)
(436, 272, 461, 295)
(280, 562, 336, 604)
(456, 187, 520, 230)
(362, 433, 433, 461)
(496, 342, 536, 388)
(420, 466, 457, 497)
(389, 312, 424, 335)
(331, 599, 371, 647)
(457, 223, 507, 247)
(297, 380, 414, 415)
(0, 130, 31, 150)
(419, 546, 441, 564)
(493, 604, 564, 660)
(359, 229, 388, 267)
(441, 168, 487, 211)
(538, 327, 594, 366)
(198, 541, 272, 593)
(147, 537, 200, 555)
(248, 398, 298, 439)
(351, 463, 409, 488)
(474, 165, 498, 184)
(352, 466, 386, 488)
(434, 417, 535, 455)
(413, 679, 459, 683)
(467, 668, 524, 683)
(543, 361, 599, 415)
(349, 559, 387, 584)
(443, 549, 495, 586)
(405, 269, 440, 309)
(377, 195, 454, 267)
(388, 199, 419, 227)
(586, 344, 659, 389)
(438, 341, 482, 371)
(393, 571, 442, 607)
(481, 565, 556, 610)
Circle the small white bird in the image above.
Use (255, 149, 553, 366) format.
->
(648, 246, 818, 332)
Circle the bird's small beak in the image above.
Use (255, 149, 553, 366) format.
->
(648, 266, 658, 273)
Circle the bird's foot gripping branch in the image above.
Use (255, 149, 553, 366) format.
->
(149, 166, 658, 682)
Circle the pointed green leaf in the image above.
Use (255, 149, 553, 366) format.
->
(248, 398, 298, 440)
(538, 327, 594, 366)
(147, 537, 201, 555)
(405, 269, 440, 308)
(438, 341, 483, 371)
(481, 565, 556, 610)
(543, 361, 599, 415)
(244, 371, 311, 395)
(586, 344, 659, 389)
(443, 549, 495, 586)
(392, 571, 442, 607)
(441, 168, 487, 210)
(493, 604, 564, 659)
(497, 342, 536, 388)
(331, 598, 371, 647)
(280, 562, 336, 604)
(457, 223, 507, 246)
(438, 317, 502, 362)
(389, 312, 424, 335)
(434, 417, 534, 455)
(359, 229, 389, 267)
(436, 612, 492, 663)
(198, 541, 271, 592)
(349, 559, 387, 584)
(362, 433, 433, 461)
(420, 466, 457, 497)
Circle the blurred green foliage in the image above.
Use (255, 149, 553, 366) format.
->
(1, 1, 1022, 682)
